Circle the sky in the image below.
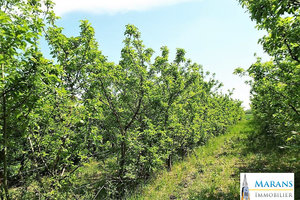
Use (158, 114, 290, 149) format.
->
(44, 0, 270, 109)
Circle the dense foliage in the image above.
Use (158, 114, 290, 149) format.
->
(0, 0, 243, 199)
(235, 0, 299, 148)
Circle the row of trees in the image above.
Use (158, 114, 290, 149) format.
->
(1, 0, 243, 199)
(235, 0, 299, 149)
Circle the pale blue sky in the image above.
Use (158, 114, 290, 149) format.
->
(43, 0, 270, 109)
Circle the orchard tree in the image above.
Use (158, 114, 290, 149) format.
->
(0, 0, 57, 199)
(236, 0, 299, 146)
(1, 1, 244, 199)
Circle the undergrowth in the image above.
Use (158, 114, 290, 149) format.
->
(127, 116, 300, 200)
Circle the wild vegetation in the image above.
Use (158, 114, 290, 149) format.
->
(0, 0, 243, 199)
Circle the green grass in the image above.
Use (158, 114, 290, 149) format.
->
(127, 117, 300, 200)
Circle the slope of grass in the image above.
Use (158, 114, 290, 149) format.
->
(128, 118, 300, 200)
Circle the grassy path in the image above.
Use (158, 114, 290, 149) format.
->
(128, 119, 300, 200)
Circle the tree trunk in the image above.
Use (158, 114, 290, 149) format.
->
(118, 129, 127, 198)
(167, 154, 172, 171)
(2, 64, 9, 200)
(119, 132, 126, 178)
